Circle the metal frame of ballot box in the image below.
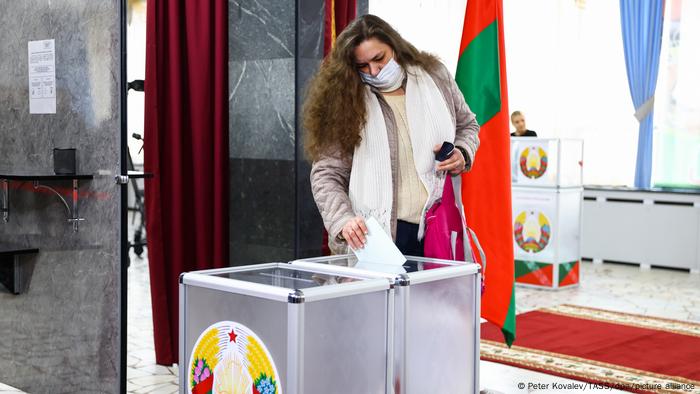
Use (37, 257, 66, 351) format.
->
(180, 263, 395, 394)
(291, 255, 481, 394)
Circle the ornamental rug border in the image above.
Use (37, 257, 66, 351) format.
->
(481, 340, 700, 394)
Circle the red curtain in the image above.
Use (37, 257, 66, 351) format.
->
(323, 0, 357, 56)
(322, 0, 356, 255)
(144, 0, 229, 365)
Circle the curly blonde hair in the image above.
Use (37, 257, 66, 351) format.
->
(303, 14, 441, 161)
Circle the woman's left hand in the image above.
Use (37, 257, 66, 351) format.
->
(434, 144, 466, 175)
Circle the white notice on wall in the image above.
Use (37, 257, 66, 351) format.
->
(28, 39, 56, 114)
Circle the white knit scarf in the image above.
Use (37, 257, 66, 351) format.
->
(349, 65, 456, 240)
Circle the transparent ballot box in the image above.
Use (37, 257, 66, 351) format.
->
(511, 137, 583, 187)
(291, 255, 481, 394)
(512, 186, 583, 289)
(179, 263, 394, 394)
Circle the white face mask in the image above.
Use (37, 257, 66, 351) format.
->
(359, 57, 405, 92)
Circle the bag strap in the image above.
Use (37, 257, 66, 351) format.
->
(466, 227, 486, 271)
(448, 173, 487, 270)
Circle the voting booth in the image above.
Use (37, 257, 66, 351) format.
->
(292, 255, 481, 394)
(511, 138, 583, 289)
(179, 263, 394, 394)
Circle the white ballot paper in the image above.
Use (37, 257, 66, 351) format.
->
(352, 217, 407, 266)
(28, 39, 56, 114)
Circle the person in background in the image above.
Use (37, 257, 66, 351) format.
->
(303, 14, 480, 256)
(510, 110, 537, 137)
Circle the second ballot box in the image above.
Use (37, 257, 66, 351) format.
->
(291, 255, 481, 394)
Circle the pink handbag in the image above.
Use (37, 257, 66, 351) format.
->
(423, 175, 486, 293)
(423, 175, 465, 261)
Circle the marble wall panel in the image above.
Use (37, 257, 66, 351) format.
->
(229, 0, 295, 61)
(296, 56, 324, 258)
(229, 158, 295, 265)
(0, 0, 122, 392)
(295, 0, 326, 257)
(298, 0, 325, 59)
(229, 0, 296, 264)
(229, 0, 339, 262)
(229, 58, 295, 161)
(358, 0, 369, 17)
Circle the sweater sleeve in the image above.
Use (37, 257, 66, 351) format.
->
(435, 63, 480, 172)
(310, 148, 355, 243)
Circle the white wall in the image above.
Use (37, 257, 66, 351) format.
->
(370, 0, 639, 186)
(369, 0, 467, 75)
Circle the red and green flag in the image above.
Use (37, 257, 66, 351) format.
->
(456, 0, 516, 346)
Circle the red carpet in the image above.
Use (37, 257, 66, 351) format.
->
(481, 304, 700, 393)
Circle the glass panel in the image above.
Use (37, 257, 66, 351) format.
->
(299, 256, 460, 274)
(404, 259, 457, 272)
(653, 0, 700, 189)
(213, 266, 361, 289)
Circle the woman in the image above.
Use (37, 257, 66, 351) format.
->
(304, 14, 480, 256)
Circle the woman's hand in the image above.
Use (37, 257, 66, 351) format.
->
(434, 144, 466, 175)
(341, 216, 369, 250)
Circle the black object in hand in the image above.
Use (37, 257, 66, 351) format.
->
(435, 141, 455, 162)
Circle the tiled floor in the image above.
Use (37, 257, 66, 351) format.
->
(513, 261, 700, 322)
(127, 250, 179, 394)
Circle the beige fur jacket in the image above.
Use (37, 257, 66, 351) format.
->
(310, 63, 480, 253)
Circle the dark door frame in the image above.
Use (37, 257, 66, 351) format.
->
(119, 0, 128, 392)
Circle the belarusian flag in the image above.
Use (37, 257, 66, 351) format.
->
(456, 0, 516, 346)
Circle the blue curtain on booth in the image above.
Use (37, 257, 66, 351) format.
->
(619, 0, 664, 188)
